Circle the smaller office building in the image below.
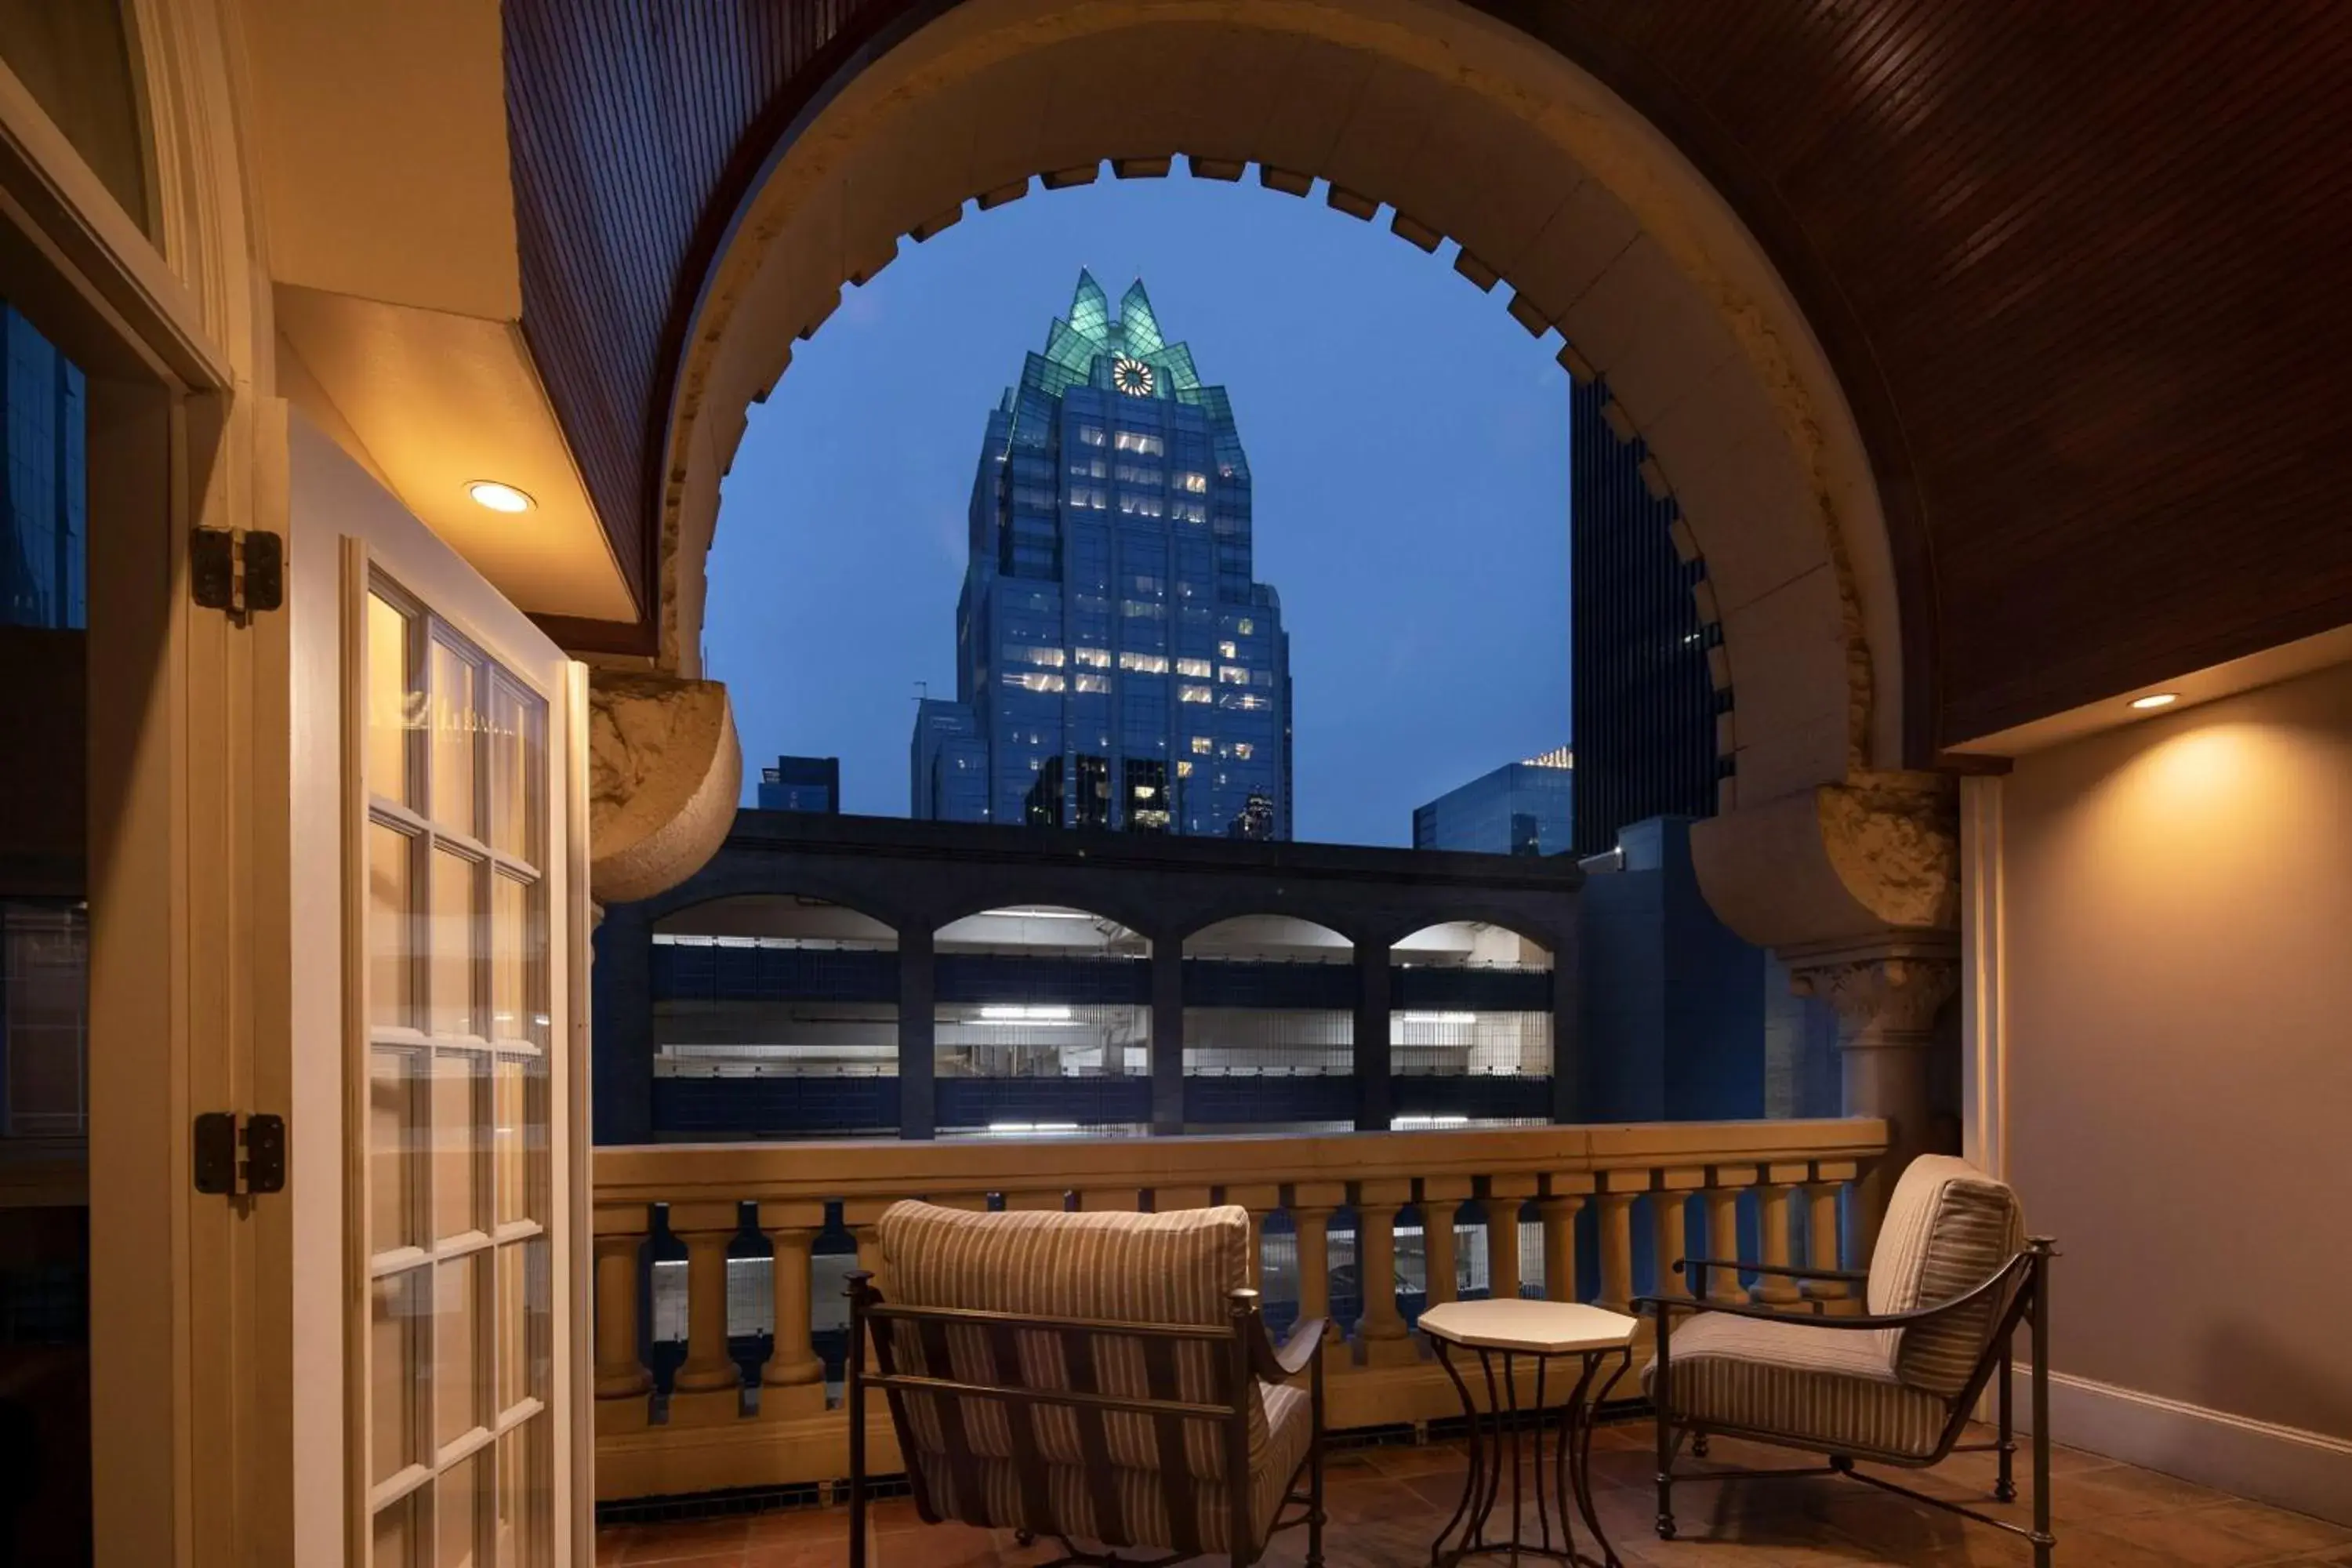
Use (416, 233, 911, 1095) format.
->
(1412, 747, 1573, 857)
(756, 755, 840, 814)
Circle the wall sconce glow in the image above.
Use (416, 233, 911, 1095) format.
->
(2129, 692, 2180, 710)
(466, 480, 535, 514)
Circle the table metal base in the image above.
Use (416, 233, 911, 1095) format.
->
(1428, 1338, 1631, 1568)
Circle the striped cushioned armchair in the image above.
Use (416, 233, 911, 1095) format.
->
(847, 1200, 1327, 1568)
(1639, 1156, 2057, 1568)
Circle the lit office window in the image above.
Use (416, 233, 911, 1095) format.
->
(1018, 645, 1066, 667)
(1232, 742, 1254, 760)
(1173, 501, 1208, 523)
(1073, 646, 1111, 668)
(1176, 658, 1212, 678)
(1112, 430, 1163, 455)
(1073, 673, 1109, 694)
(1177, 761, 1193, 778)
(1219, 665, 1249, 684)
(1121, 601, 1167, 620)
(1236, 619, 1254, 635)
(1117, 652, 1169, 673)
(1221, 692, 1270, 712)
(1179, 685, 1212, 705)
(1116, 494, 1164, 517)
(1218, 641, 1239, 659)
(1077, 424, 1105, 446)
(1176, 471, 1208, 493)
(1003, 671, 1066, 693)
(1190, 736, 1213, 754)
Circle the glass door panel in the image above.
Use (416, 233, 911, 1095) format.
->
(358, 568, 558, 1566)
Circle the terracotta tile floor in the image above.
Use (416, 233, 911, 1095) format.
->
(596, 1423, 2352, 1568)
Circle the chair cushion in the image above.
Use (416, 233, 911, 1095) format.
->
(915, 1378, 1314, 1554)
(1866, 1156, 2026, 1397)
(1642, 1312, 1949, 1461)
(876, 1201, 1269, 1493)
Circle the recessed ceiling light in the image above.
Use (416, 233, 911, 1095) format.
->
(467, 481, 534, 514)
(2129, 692, 2179, 710)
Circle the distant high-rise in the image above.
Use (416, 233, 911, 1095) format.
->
(1570, 379, 1717, 856)
(911, 271, 1291, 837)
(1413, 748, 1574, 857)
(757, 755, 840, 814)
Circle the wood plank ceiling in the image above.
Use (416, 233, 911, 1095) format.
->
(504, 0, 2352, 752)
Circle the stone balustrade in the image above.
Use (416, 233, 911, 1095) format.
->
(591, 1117, 1887, 1501)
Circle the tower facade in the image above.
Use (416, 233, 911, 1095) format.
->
(1569, 378, 1718, 855)
(912, 272, 1291, 837)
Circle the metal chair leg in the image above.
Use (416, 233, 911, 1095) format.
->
(1654, 1319, 1676, 1541)
(1995, 1335, 2017, 1502)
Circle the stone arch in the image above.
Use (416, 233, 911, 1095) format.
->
(1388, 914, 1562, 961)
(662, 0, 1907, 813)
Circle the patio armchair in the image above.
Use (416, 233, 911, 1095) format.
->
(847, 1200, 1327, 1567)
(1636, 1155, 2056, 1566)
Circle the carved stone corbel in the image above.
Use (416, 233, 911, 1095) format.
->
(587, 671, 741, 904)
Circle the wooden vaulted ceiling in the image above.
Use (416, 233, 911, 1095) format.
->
(503, 0, 2352, 755)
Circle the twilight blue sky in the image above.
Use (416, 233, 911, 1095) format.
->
(706, 169, 1570, 848)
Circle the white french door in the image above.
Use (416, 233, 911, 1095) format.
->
(341, 514, 586, 1565)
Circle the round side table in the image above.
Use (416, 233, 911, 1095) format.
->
(1417, 1299, 1637, 1568)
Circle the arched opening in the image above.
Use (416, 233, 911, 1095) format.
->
(931, 905, 1152, 1136)
(1388, 921, 1556, 1131)
(666, 0, 1911, 808)
(648, 895, 901, 1141)
(1180, 914, 1356, 1131)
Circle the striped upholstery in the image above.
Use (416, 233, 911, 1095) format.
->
(875, 1200, 1305, 1553)
(1643, 1156, 2027, 1461)
(1867, 1156, 2026, 1397)
(1643, 1314, 1948, 1458)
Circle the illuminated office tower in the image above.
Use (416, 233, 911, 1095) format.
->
(912, 270, 1291, 837)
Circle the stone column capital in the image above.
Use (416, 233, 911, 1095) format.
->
(1787, 943, 1959, 1050)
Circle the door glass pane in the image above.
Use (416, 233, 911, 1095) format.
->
(494, 1423, 540, 1568)
(486, 679, 539, 862)
(430, 849, 480, 1038)
(370, 1268, 426, 1487)
(369, 822, 414, 1029)
(523, 1235, 551, 1403)
(370, 1047, 425, 1253)
(490, 873, 524, 1045)
(432, 1051, 484, 1242)
(368, 593, 415, 805)
(436, 1448, 484, 1568)
(430, 639, 479, 837)
(495, 1240, 526, 1416)
(435, 1252, 485, 1448)
(492, 1058, 528, 1227)
(371, 1490, 421, 1568)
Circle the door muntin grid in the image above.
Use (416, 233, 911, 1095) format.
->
(362, 579, 554, 1566)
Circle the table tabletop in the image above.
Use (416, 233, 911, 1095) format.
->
(1417, 1298, 1639, 1356)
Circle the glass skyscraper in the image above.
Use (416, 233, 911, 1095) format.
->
(911, 271, 1292, 837)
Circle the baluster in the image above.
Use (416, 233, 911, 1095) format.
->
(1594, 1175, 1642, 1312)
(1290, 1181, 1346, 1347)
(758, 1200, 827, 1421)
(1650, 1168, 1704, 1301)
(1353, 1178, 1414, 1366)
(593, 1208, 652, 1430)
(1752, 1163, 1809, 1306)
(1537, 1175, 1591, 1303)
(1803, 1160, 1858, 1308)
(842, 1197, 892, 1370)
(1703, 1166, 1755, 1305)
(1225, 1182, 1283, 1288)
(1485, 1175, 1535, 1301)
(670, 1202, 744, 1417)
(1421, 1177, 1470, 1309)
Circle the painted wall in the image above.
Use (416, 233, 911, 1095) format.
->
(2003, 660, 2352, 1452)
